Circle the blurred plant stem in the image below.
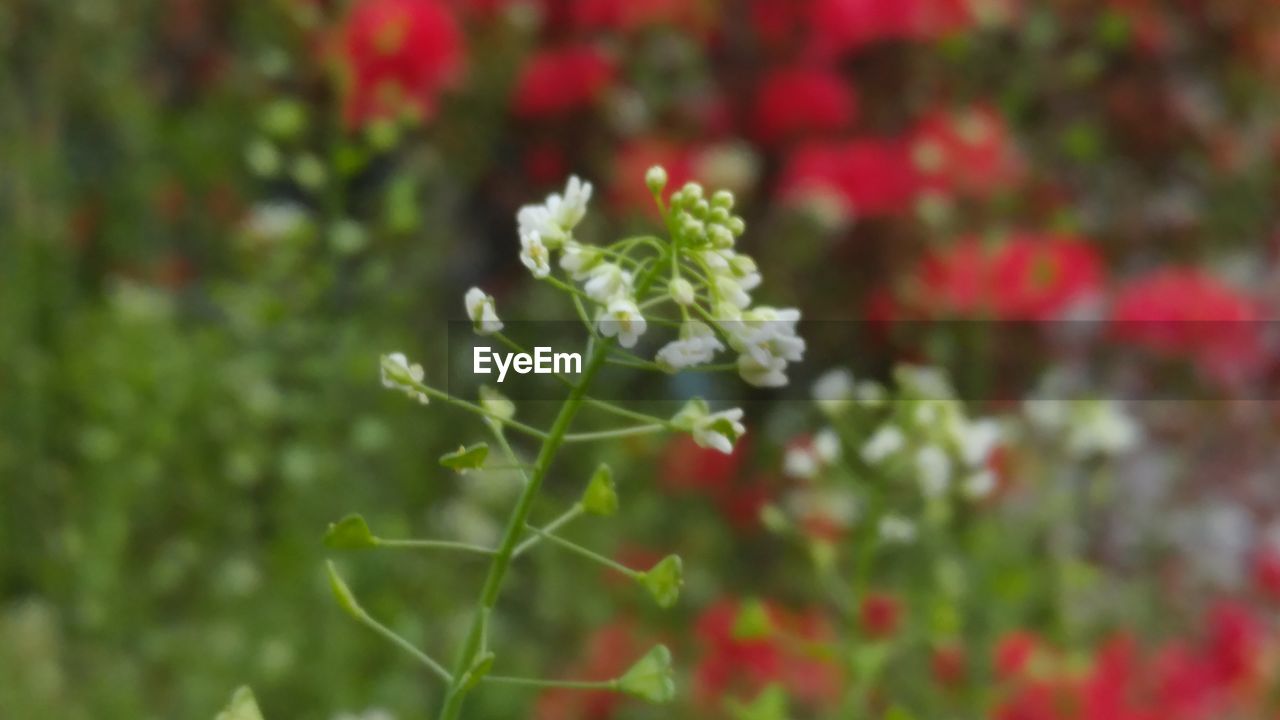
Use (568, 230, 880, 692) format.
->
(436, 339, 613, 720)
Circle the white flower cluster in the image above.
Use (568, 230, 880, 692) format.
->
(853, 366, 1003, 503)
(380, 353, 429, 405)
(505, 170, 803, 387)
(671, 398, 746, 455)
(1024, 397, 1139, 458)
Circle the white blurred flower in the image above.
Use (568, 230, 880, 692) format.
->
(812, 368, 855, 417)
(879, 515, 918, 544)
(962, 470, 997, 500)
(812, 428, 841, 464)
(916, 445, 952, 498)
(957, 418, 1002, 467)
(861, 425, 905, 464)
(519, 231, 551, 278)
(736, 352, 789, 388)
(784, 444, 819, 479)
(672, 399, 746, 455)
(597, 296, 647, 348)
(516, 175, 592, 247)
(380, 353, 428, 404)
(464, 287, 503, 335)
(655, 321, 723, 372)
(1025, 398, 1140, 458)
(583, 263, 633, 303)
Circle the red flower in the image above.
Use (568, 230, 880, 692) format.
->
(910, 106, 1023, 201)
(858, 592, 902, 639)
(659, 435, 771, 530)
(339, 0, 464, 128)
(1109, 268, 1266, 382)
(1203, 600, 1263, 688)
(896, 234, 1103, 320)
(694, 599, 840, 709)
(780, 139, 918, 218)
(932, 644, 968, 688)
(541, 0, 718, 36)
(751, 66, 858, 145)
(1253, 546, 1280, 603)
(512, 44, 615, 118)
(995, 630, 1042, 680)
(810, 0, 1018, 55)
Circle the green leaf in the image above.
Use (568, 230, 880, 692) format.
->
(617, 645, 675, 704)
(581, 464, 618, 516)
(461, 651, 496, 691)
(324, 514, 377, 550)
(727, 685, 790, 720)
(640, 554, 683, 609)
(325, 560, 365, 620)
(215, 686, 264, 720)
(440, 443, 489, 473)
(732, 599, 773, 641)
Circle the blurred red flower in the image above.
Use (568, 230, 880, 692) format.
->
(911, 106, 1023, 201)
(995, 630, 1042, 681)
(895, 234, 1103, 320)
(1253, 545, 1280, 603)
(810, 0, 1018, 55)
(513, 44, 615, 118)
(542, 0, 719, 36)
(751, 66, 859, 145)
(1109, 268, 1266, 382)
(780, 139, 918, 218)
(339, 0, 465, 128)
(858, 591, 902, 639)
(693, 598, 840, 709)
(932, 643, 968, 688)
(659, 435, 771, 530)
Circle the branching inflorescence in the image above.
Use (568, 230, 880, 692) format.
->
(323, 167, 804, 719)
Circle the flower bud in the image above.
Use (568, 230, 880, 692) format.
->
(711, 189, 735, 209)
(581, 464, 619, 516)
(645, 165, 668, 195)
(618, 645, 675, 704)
(669, 278, 696, 306)
(640, 554, 683, 608)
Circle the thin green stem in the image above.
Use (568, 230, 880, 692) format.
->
(563, 424, 665, 443)
(374, 539, 496, 555)
(355, 606, 453, 684)
(409, 381, 549, 440)
(513, 503, 584, 557)
(436, 340, 613, 720)
(523, 524, 642, 580)
(583, 397, 672, 427)
(483, 676, 619, 691)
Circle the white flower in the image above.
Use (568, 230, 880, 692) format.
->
(784, 444, 819, 479)
(961, 470, 996, 500)
(380, 353, 429, 405)
(737, 352, 789, 388)
(559, 242, 601, 280)
(516, 175, 592, 247)
(712, 275, 752, 309)
(861, 426, 905, 464)
(519, 231, 551, 278)
(464, 287, 503, 335)
(812, 368, 855, 417)
(916, 445, 951, 498)
(672, 398, 746, 455)
(878, 515, 918, 544)
(727, 307, 806, 365)
(669, 277, 696, 306)
(655, 321, 723, 372)
(597, 296, 647, 348)
(1068, 400, 1140, 457)
(956, 418, 1002, 467)
(583, 262, 633, 303)
(812, 428, 841, 464)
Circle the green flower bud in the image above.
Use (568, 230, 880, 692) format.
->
(711, 189, 735, 210)
(726, 215, 746, 236)
(581, 463, 619, 516)
(324, 514, 377, 550)
(617, 645, 676, 704)
(669, 278, 696, 306)
(215, 686, 265, 720)
(439, 443, 489, 473)
(325, 560, 366, 620)
(645, 165, 668, 195)
(640, 554, 683, 608)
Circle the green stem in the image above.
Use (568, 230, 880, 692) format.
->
(355, 604, 454, 684)
(522, 524, 643, 579)
(563, 424, 665, 443)
(410, 381, 549, 440)
(513, 503, 584, 557)
(436, 341, 613, 720)
(375, 539, 496, 555)
(483, 676, 619, 691)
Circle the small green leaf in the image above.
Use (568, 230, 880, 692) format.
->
(461, 651, 496, 691)
(324, 514, 377, 550)
(325, 560, 365, 620)
(732, 599, 773, 641)
(640, 554, 683, 609)
(215, 686, 265, 720)
(440, 443, 489, 473)
(727, 685, 789, 720)
(618, 645, 676, 704)
(581, 464, 618, 516)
